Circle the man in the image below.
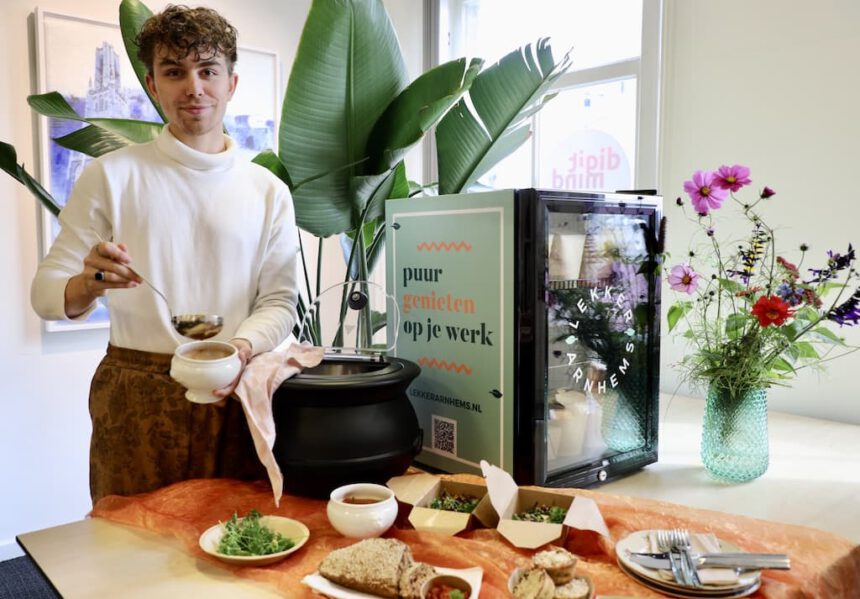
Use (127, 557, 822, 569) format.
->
(31, 5, 298, 503)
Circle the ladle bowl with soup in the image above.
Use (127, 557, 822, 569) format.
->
(170, 340, 240, 404)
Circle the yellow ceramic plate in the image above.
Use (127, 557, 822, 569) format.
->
(199, 515, 310, 566)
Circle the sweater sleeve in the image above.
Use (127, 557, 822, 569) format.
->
(30, 161, 112, 321)
(233, 186, 299, 354)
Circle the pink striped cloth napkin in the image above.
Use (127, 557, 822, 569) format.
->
(234, 343, 325, 506)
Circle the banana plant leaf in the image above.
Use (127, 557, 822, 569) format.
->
(28, 92, 162, 149)
(253, 149, 378, 198)
(278, 0, 409, 238)
(252, 150, 295, 189)
(365, 57, 483, 174)
(341, 161, 409, 278)
(0, 141, 62, 216)
(119, 0, 166, 122)
(53, 125, 130, 157)
(436, 38, 572, 195)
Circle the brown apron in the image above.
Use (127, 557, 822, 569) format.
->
(88, 344, 265, 504)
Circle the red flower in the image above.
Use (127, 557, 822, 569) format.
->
(751, 295, 794, 327)
(735, 286, 762, 298)
(776, 256, 799, 279)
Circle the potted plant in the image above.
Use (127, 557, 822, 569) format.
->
(2, 0, 570, 495)
(3, 0, 570, 346)
(665, 165, 860, 481)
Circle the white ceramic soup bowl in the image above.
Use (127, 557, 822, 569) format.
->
(170, 340, 240, 404)
(326, 483, 398, 539)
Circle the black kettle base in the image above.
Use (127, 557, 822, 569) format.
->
(272, 357, 422, 499)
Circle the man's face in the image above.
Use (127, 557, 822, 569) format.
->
(145, 45, 238, 152)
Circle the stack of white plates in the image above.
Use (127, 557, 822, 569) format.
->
(615, 530, 762, 598)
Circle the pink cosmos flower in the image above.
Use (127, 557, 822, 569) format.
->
(683, 171, 728, 215)
(668, 264, 702, 295)
(713, 164, 752, 192)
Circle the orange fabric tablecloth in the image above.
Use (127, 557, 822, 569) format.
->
(90, 476, 859, 598)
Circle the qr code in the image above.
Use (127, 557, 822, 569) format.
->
(431, 415, 457, 455)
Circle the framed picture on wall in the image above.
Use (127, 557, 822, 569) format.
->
(33, 8, 281, 332)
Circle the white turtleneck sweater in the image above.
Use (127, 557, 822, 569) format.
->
(31, 126, 298, 355)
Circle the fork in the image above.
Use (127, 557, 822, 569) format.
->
(672, 528, 703, 587)
(655, 529, 687, 586)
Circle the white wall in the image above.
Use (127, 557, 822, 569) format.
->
(0, 0, 423, 560)
(659, 0, 860, 423)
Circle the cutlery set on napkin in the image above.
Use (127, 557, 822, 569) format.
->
(615, 529, 791, 598)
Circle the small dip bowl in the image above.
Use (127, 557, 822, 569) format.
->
(326, 482, 397, 538)
(421, 573, 473, 599)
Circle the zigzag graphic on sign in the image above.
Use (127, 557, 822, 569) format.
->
(417, 357, 473, 375)
(416, 241, 473, 252)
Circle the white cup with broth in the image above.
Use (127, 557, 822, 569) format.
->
(170, 340, 240, 404)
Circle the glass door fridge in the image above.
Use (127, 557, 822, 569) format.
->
(386, 188, 663, 487)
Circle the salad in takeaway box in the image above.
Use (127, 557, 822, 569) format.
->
(480, 461, 609, 549)
(387, 473, 498, 536)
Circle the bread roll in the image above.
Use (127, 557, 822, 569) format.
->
(512, 567, 555, 599)
(533, 545, 578, 584)
(553, 576, 591, 599)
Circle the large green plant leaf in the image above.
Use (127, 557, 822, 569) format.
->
(436, 39, 571, 194)
(53, 125, 130, 157)
(252, 150, 294, 189)
(365, 57, 483, 174)
(119, 0, 166, 122)
(279, 0, 409, 238)
(0, 141, 62, 216)
(341, 161, 409, 278)
(28, 92, 162, 148)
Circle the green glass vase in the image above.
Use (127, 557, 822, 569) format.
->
(600, 389, 646, 452)
(700, 385, 769, 482)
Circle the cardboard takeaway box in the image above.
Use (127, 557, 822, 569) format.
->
(387, 473, 498, 536)
(480, 461, 609, 549)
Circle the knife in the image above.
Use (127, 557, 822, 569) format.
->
(632, 551, 789, 561)
(629, 553, 791, 570)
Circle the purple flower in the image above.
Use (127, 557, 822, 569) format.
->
(760, 186, 776, 199)
(683, 171, 729, 215)
(668, 264, 702, 295)
(713, 165, 752, 192)
(807, 244, 856, 283)
(828, 288, 860, 326)
(775, 282, 804, 307)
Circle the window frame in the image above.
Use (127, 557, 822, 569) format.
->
(423, 0, 663, 191)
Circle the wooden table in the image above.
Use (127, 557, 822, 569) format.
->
(15, 393, 860, 598)
(17, 518, 280, 598)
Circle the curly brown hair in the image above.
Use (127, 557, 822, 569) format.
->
(135, 5, 238, 74)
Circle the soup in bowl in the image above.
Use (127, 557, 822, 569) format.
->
(170, 340, 240, 404)
(327, 483, 397, 538)
(421, 574, 473, 599)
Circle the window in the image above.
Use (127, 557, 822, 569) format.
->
(429, 0, 661, 192)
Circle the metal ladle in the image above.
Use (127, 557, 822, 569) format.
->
(92, 232, 223, 340)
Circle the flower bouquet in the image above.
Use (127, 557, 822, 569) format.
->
(665, 165, 859, 481)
